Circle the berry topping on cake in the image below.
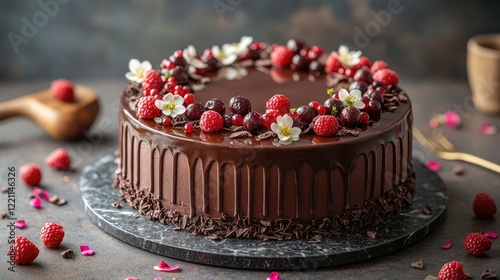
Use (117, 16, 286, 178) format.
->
(261, 113, 277, 129)
(45, 148, 71, 170)
(50, 79, 74, 102)
(243, 112, 262, 133)
(357, 56, 372, 69)
(231, 114, 244, 126)
(463, 232, 492, 256)
(9, 236, 39, 265)
(438, 261, 467, 280)
(184, 123, 194, 133)
(353, 69, 373, 85)
(473, 193, 497, 218)
(200, 110, 224, 133)
(325, 53, 342, 74)
(370, 60, 389, 75)
(337, 45, 362, 68)
(313, 115, 340, 137)
(372, 68, 399, 87)
(40, 222, 65, 248)
(142, 70, 164, 95)
(266, 94, 291, 116)
(296, 105, 317, 124)
(286, 39, 307, 54)
(229, 96, 252, 115)
(137, 95, 161, 119)
(339, 89, 365, 109)
(364, 100, 382, 116)
(341, 107, 361, 127)
(271, 115, 301, 144)
(204, 98, 226, 116)
(324, 97, 344, 116)
(359, 112, 370, 124)
(271, 45, 294, 68)
(20, 163, 42, 186)
(185, 102, 205, 121)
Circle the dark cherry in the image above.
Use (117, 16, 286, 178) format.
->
(240, 48, 260, 61)
(204, 98, 226, 115)
(309, 60, 324, 73)
(340, 107, 361, 127)
(292, 118, 307, 131)
(365, 90, 384, 104)
(171, 66, 189, 85)
(203, 56, 219, 72)
(373, 86, 386, 95)
(364, 100, 382, 116)
(296, 105, 318, 124)
(230, 114, 244, 126)
(185, 103, 205, 121)
(349, 81, 368, 94)
(353, 69, 373, 84)
(229, 95, 252, 115)
(323, 97, 344, 116)
(371, 80, 384, 88)
(286, 39, 306, 54)
(223, 114, 233, 128)
(243, 112, 262, 133)
(290, 55, 309, 71)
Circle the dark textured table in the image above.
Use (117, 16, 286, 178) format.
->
(1, 80, 499, 280)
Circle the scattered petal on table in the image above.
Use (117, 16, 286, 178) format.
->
(429, 117, 440, 128)
(441, 240, 453, 249)
(15, 219, 26, 229)
(30, 197, 42, 208)
(443, 110, 461, 128)
(267, 271, 281, 280)
(480, 123, 497, 135)
(80, 244, 95, 256)
(154, 260, 180, 272)
(34, 187, 51, 201)
(153, 278, 162, 280)
(125, 278, 140, 280)
(484, 231, 498, 239)
(426, 160, 441, 172)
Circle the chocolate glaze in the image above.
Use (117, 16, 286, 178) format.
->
(115, 67, 414, 238)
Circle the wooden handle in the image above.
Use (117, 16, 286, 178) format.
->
(0, 96, 29, 120)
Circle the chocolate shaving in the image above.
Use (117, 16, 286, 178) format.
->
(239, 60, 255, 68)
(411, 259, 424, 270)
(482, 270, 497, 279)
(125, 82, 141, 96)
(49, 195, 59, 204)
(453, 165, 465, 175)
(230, 131, 253, 139)
(367, 231, 377, 239)
(0, 187, 8, 193)
(111, 201, 122, 209)
(423, 203, 434, 215)
(254, 59, 272, 67)
(27, 192, 35, 199)
(336, 127, 361, 137)
(465, 268, 472, 279)
(0, 212, 7, 219)
(256, 131, 277, 141)
(56, 199, 67, 206)
(61, 249, 74, 259)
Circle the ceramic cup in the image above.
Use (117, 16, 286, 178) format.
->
(467, 34, 500, 114)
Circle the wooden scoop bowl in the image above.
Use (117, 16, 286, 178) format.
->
(0, 85, 99, 141)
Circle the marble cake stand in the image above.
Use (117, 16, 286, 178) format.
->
(80, 151, 447, 270)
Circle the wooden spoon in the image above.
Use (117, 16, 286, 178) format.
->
(0, 85, 99, 141)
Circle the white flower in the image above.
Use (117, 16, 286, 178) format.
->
(270, 115, 301, 145)
(155, 93, 186, 118)
(337, 45, 361, 67)
(212, 45, 238, 66)
(338, 88, 365, 109)
(222, 66, 248, 80)
(125, 59, 152, 83)
(183, 45, 207, 73)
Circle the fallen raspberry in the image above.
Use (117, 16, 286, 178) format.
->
(463, 232, 491, 256)
(473, 192, 497, 218)
(20, 163, 42, 186)
(40, 222, 65, 248)
(45, 148, 71, 170)
(50, 79, 74, 102)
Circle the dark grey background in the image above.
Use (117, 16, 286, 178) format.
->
(1, 0, 499, 82)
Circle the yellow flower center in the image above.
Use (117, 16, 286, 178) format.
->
(166, 101, 176, 110)
(282, 125, 291, 136)
(344, 95, 356, 107)
(136, 69, 144, 78)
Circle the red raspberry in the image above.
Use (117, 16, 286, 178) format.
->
(20, 163, 42, 186)
(45, 148, 71, 170)
(357, 56, 372, 69)
(50, 79, 74, 102)
(370, 60, 389, 75)
(313, 115, 340, 137)
(463, 232, 492, 256)
(266, 94, 291, 115)
(142, 70, 164, 95)
(40, 222, 65, 248)
(473, 192, 497, 218)
(438, 261, 467, 280)
(9, 236, 39, 265)
(199, 110, 224, 133)
(325, 53, 342, 74)
(372, 68, 399, 87)
(271, 45, 294, 68)
(137, 96, 161, 119)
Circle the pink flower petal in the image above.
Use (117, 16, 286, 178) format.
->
(153, 278, 162, 280)
(125, 278, 140, 280)
(429, 117, 440, 128)
(426, 160, 441, 172)
(153, 260, 180, 272)
(267, 271, 281, 280)
(441, 239, 453, 249)
(33, 187, 51, 201)
(484, 231, 498, 239)
(480, 123, 497, 135)
(30, 197, 42, 208)
(443, 111, 461, 128)
(80, 244, 95, 256)
(15, 220, 27, 229)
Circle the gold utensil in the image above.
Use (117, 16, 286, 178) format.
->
(414, 127, 500, 173)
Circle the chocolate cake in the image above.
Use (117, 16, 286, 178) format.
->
(114, 37, 415, 240)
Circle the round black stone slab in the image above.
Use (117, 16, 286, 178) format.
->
(80, 151, 447, 270)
